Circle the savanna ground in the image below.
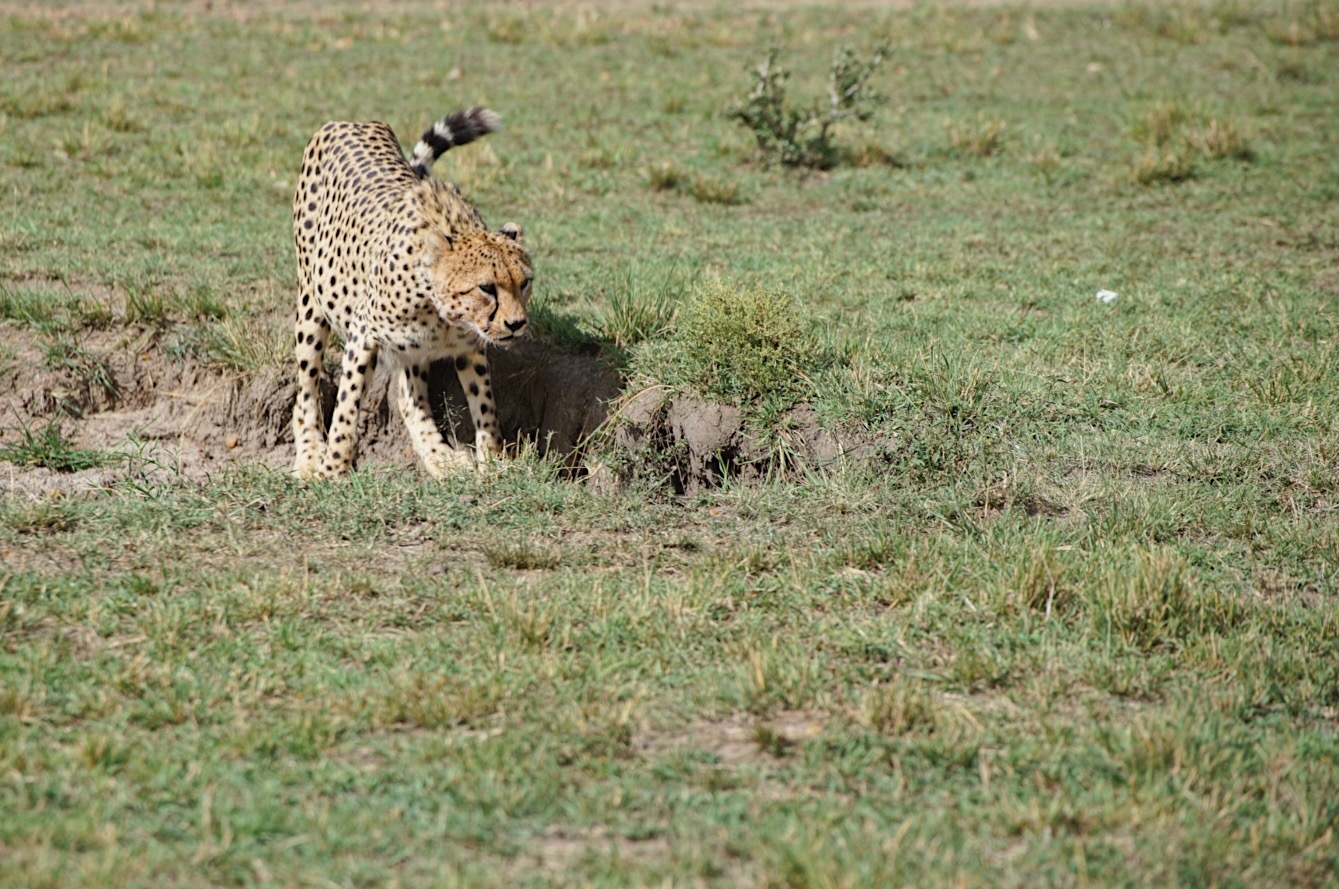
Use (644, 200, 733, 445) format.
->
(2, 0, 1338, 886)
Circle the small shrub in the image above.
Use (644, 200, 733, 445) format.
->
(675, 280, 818, 403)
(729, 45, 889, 170)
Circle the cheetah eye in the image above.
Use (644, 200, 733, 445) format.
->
(521, 277, 533, 292)
(479, 283, 498, 298)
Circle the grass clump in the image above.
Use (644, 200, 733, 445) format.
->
(647, 162, 746, 205)
(41, 334, 119, 405)
(189, 315, 289, 372)
(861, 677, 939, 736)
(1187, 117, 1254, 161)
(1129, 102, 1254, 183)
(596, 263, 688, 350)
(1132, 146, 1197, 184)
(946, 115, 1007, 158)
(0, 283, 113, 333)
(483, 539, 562, 570)
(0, 420, 108, 473)
(729, 45, 888, 170)
(0, 285, 64, 330)
(1090, 548, 1241, 651)
(636, 280, 820, 405)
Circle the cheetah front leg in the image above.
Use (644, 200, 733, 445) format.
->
(395, 361, 472, 478)
(292, 310, 332, 479)
(452, 348, 504, 462)
(317, 335, 378, 478)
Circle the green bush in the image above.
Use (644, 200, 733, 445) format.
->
(635, 280, 821, 404)
(729, 45, 888, 170)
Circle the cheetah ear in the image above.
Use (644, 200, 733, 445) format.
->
(429, 230, 456, 253)
(500, 222, 522, 241)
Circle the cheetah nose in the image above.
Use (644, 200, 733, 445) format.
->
(504, 318, 527, 334)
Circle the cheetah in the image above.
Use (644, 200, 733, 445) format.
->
(291, 107, 533, 479)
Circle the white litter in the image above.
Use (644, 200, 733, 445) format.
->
(1095, 290, 1119, 303)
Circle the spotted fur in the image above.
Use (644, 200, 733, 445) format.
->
(291, 109, 532, 480)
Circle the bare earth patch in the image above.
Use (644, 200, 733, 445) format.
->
(638, 710, 827, 766)
(0, 329, 619, 491)
(2, 312, 875, 494)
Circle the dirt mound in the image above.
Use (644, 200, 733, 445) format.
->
(603, 388, 873, 494)
(1, 328, 869, 495)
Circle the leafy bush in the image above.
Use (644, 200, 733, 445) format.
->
(682, 281, 817, 402)
(634, 279, 821, 404)
(729, 45, 889, 169)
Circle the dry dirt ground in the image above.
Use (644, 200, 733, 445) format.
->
(0, 313, 622, 493)
(0, 306, 867, 495)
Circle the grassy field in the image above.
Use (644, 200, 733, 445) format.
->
(2, 0, 1338, 886)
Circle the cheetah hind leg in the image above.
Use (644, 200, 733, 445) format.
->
(317, 336, 378, 478)
(395, 362, 473, 479)
(292, 314, 331, 479)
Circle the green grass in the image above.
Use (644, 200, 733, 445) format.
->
(631, 279, 828, 406)
(0, 420, 109, 472)
(2, 1, 1338, 887)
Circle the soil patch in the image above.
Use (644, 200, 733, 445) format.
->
(638, 710, 827, 766)
(1, 323, 872, 495)
(602, 388, 873, 494)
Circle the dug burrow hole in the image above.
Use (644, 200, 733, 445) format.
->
(313, 342, 873, 491)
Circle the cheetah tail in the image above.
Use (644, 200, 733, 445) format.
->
(409, 107, 501, 177)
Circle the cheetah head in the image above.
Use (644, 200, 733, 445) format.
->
(427, 223, 533, 345)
